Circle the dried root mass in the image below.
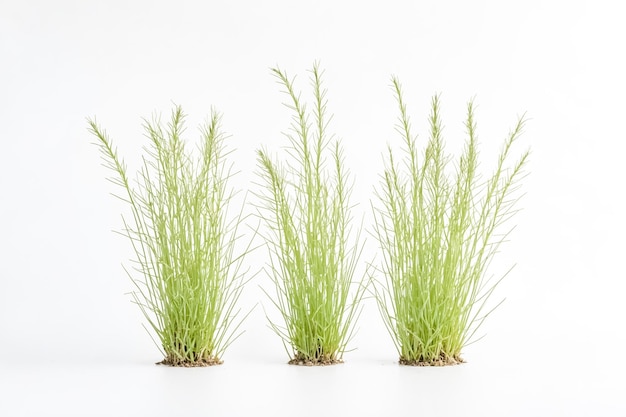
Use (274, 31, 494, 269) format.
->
(157, 356, 224, 367)
(399, 354, 465, 367)
(288, 353, 344, 366)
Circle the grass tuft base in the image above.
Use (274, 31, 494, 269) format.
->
(399, 354, 464, 367)
(288, 353, 344, 366)
(288, 358, 344, 366)
(156, 357, 224, 367)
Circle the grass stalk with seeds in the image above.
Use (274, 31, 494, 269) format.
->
(88, 106, 252, 366)
(372, 78, 530, 366)
(255, 63, 366, 365)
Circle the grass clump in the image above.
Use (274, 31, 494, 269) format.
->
(88, 106, 251, 366)
(372, 78, 530, 366)
(255, 63, 366, 365)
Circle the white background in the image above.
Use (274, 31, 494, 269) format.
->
(1, 0, 625, 416)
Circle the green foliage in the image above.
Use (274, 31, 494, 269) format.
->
(88, 107, 251, 366)
(255, 64, 366, 365)
(372, 78, 530, 366)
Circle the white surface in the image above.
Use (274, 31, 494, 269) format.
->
(1, 1, 625, 416)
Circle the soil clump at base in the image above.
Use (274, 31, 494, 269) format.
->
(156, 357, 224, 367)
(399, 354, 464, 367)
(288, 355, 344, 366)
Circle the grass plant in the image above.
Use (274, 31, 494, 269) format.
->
(372, 78, 530, 366)
(255, 63, 366, 365)
(88, 106, 251, 366)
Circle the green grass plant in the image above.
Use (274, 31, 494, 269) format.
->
(372, 78, 530, 366)
(255, 63, 366, 365)
(88, 106, 251, 366)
